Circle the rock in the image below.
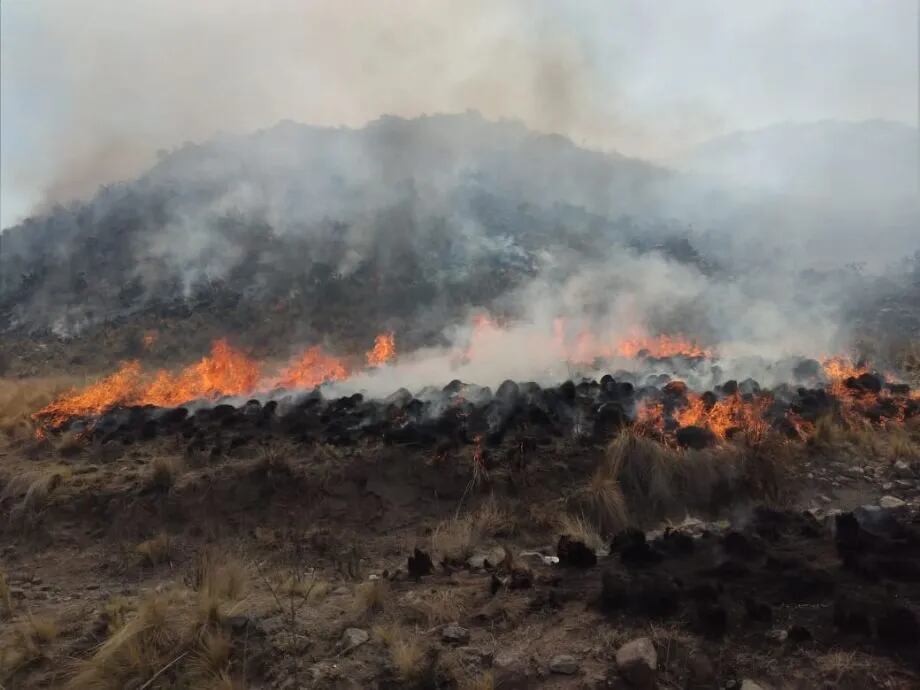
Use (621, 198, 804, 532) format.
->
(549, 654, 579, 675)
(615, 637, 657, 688)
(893, 460, 913, 478)
(340, 627, 369, 649)
(879, 495, 906, 510)
(441, 623, 470, 645)
(881, 482, 894, 491)
(467, 546, 507, 569)
(493, 652, 518, 669)
(740, 681, 768, 690)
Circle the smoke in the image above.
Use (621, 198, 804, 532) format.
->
(2, 0, 916, 225)
(1, 1, 918, 396)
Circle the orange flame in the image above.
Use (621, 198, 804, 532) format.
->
(276, 346, 349, 390)
(616, 333, 712, 359)
(140, 339, 261, 407)
(366, 332, 396, 366)
(33, 361, 146, 429)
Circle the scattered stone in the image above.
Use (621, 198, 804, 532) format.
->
(340, 627, 369, 649)
(740, 681, 767, 690)
(615, 637, 657, 688)
(549, 654, 579, 675)
(493, 652, 518, 669)
(467, 546, 507, 569)
(765, 629, 788, 643)
(818, 494, 831, 504)
(893, 460, 913, 478)
(881, 482, 894, 491)
(879, 495, 906, 510)
(442, 623, 470, 645)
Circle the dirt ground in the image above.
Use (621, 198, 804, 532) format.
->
(1, 399, 919, 690)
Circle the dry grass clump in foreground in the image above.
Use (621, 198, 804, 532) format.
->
(373, 624, 431, 685)
(813, 414, 920, 463)
(136, 532, 173, 566)
(0, 569, 12, 619)
(428, 499, 515, 564)
(66, 552, 249, 690)
(557, 512, 605, 552)
(609, 428, 797, 520)
(0, 614, 60, 678)
(352, 579, 390, 618)
(1, 466, 70, 528)
(0, 377, 76, 443)
(148, 456, 185, 491)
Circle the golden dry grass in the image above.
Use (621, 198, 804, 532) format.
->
(0, 569, 12, 619)
(431, 515, 477, 563)
(68, 550, 249, 690)
(2, 466, 70, 527)
(373, 624, 428, 683)
(0, 614, 60, 678)
(557, 512, 604, 552)
(352, 579, 390, 617)
(0, 377, 77, 443)
(403, 587, 468, 626)
(148, 456, 184, 491)
(136, 532, 172, 566)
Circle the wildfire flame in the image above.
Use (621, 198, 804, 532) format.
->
(616, 333, 712, 360)
(635, 390, 770, 442)
(366, 332, 396, 366)
(33, 334, 394, 429)
(276, 346, 349, 390)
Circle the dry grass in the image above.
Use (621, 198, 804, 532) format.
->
(148, 456, 184, 491)
(0, 614, 60, 677)
(403, 587, 468, 626)
(814, 414, 846, 447)
(0, 377, 75, 443)
(457, 671, 495, 690)
(373, 624, 428, 683)
(568, 461, 629, 535)
(557, 512, 604, 552)
(136, 532, 172, 566)
(611, 429, 681, 514)
(0, 569, 12, 619)
(352, 579, 390, 617)
(2, 467, 70, 527)
(471, 498, 513, 538)
(431, 515, 477, 563)
(68, 551, 249, 690)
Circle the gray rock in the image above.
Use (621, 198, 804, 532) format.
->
(894, 460, 913, 478)
(493, 652, 518, 669)
(467, 547, 507, 569)
(441, 623, 470, 645)
(741, 680, 768, 690)
(879, 495, 906, 509)
(615, 637, 657, 688)
(549, 654, 579, 675)
(341, 627, 369, 649)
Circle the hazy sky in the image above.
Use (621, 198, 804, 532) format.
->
(1, 0, 917, 228)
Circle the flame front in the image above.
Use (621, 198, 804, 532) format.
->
(276, 346, 349, 390)
(616, 333, 712, 360)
